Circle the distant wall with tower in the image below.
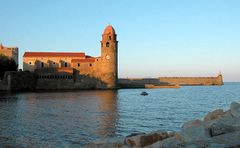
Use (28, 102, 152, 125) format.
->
(118, 74, 223, 88)
(159, 74, 223, 86)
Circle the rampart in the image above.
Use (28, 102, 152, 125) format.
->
(118, 74, 223, 88)
(118, 78, 163, 88)
(34, 68, 107, 90)
(159, 74, 223, 86)
(0, 71, 36, 91)
(0, 71, 223, 91)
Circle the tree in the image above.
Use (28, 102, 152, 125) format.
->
(0, 55, 17, 79)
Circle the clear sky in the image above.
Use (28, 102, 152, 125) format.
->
(0, 0, 240, 81)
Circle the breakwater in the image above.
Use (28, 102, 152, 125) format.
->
(118, 74, 223, 89)
(159, 74, 223, 86)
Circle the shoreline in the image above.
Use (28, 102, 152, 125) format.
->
(86, 101, 240, 148)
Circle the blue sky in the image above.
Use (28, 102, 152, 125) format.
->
(0, 0, 240, 81)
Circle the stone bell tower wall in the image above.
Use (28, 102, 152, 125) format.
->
(99, 25, 118, 89)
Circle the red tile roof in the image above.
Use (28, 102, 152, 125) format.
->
(71, 57, 95, 63)
(23, 52, 85, 57)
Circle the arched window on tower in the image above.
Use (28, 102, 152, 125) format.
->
(106, 42, 110, 47)
(41, 62, 44, 68)
(65, 62, 68, 67)
(108, 36, 111, 40)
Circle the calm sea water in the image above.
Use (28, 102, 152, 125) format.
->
(0, 82, 240, 147)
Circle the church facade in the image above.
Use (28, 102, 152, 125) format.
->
(23, 25, 118, 89)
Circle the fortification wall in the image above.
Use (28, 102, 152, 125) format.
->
(118, 75, 223, 88)
(0, 71, 36, 91)
(0, 70, 108, 91)
(35, 76, 107, 90)
(118, 78, 162, 88)
(36, 79, 75, 90)
(159, 75, 223, 86)
(34, 67, 108, 90)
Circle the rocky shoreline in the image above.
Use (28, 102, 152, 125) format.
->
(86, 101, 240, 148)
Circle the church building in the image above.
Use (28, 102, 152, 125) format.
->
(23, 25, 118, 89)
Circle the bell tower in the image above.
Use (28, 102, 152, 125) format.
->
(100, 25, 118, 88)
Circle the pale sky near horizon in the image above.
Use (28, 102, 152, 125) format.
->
(0, 0, 240, 81)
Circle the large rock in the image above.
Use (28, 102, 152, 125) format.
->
(175, 140, 230, 148)
(124, 133, 145, 147)
(179, 124, 211, 142)
(182, 119, 203, 129)
(208, 122, 235, 137)
(230, 101, 240, 118)
(222, 109, 233, 118)
(212, 131, 240, 147)
(125, 131, 169, 147)
(204, 109, 225, 121)
(144, 137, 181, 148)
(85, 137, 126, 148)
(206, 116, 240, 136)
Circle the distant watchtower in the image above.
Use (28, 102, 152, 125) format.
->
(100, 25, 118, 88)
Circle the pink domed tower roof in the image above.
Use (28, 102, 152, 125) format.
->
(103, 25, 116, 34)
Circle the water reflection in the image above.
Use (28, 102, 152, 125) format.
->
(0, 90, 119, 147)
(95, 90, 118, 137)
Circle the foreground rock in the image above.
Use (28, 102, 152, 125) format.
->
(86, 101, 240, 148)
(230, 101, 240, 117)
(125, 131, 170, 147)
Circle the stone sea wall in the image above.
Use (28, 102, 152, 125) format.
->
(86, 101, 240, 148)
(159, 74, 223, 86)
(0, 71, 223, 91)
(118, 74, 223, 88)
(118, 78, 163, 88)
(0, 71, 36, 91)
(0, 71, 109, 91)
(35, 75, 106, 90)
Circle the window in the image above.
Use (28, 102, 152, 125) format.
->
(108, 36, 111, 40)
(106, 42, 110, 47)
(78, 63, 80, 67)
(53, 62, 55, 64)
(41, 62, 44, 68)
(29, 62, 31, 65)
(90, 64, 92, 67)
(65, 62, 67, 67)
